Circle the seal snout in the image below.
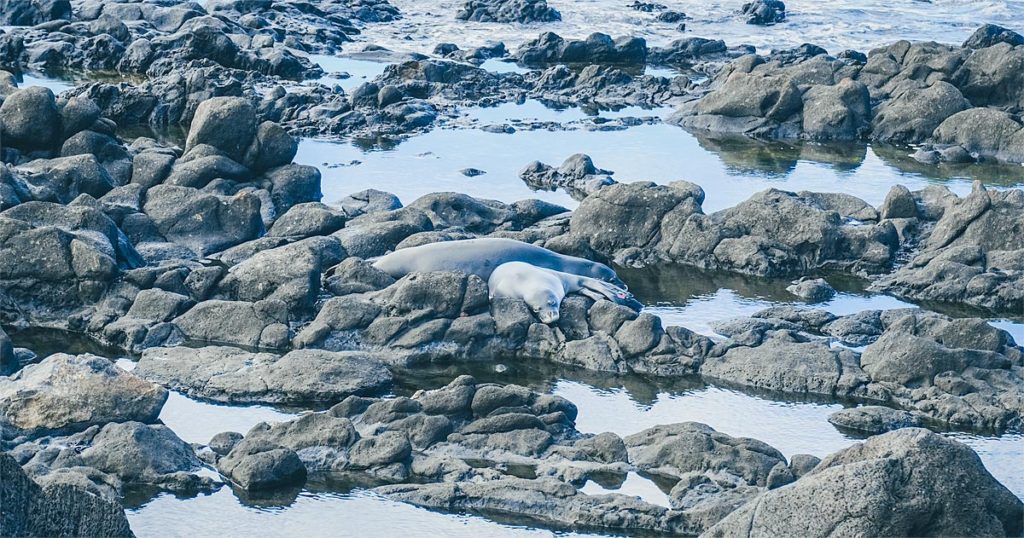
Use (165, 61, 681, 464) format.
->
(537, 309, 560, 324)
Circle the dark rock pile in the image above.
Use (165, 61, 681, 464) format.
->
(671, 24, 1024, 164)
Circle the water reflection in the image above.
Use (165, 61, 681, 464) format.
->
(300, 115, 1024, 215)
(127, 487, 589, 538)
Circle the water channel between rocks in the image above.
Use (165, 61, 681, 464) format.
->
(12, 54, 1024, 538)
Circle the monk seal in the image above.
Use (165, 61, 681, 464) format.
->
(372, 238, 626, 288)
(488, 261, 641, 324)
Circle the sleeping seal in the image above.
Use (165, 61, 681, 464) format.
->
(372, 238, 625, 288)
(488, 261, 641, 324)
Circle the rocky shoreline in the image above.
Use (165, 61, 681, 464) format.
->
(1, 1, 1023, 536)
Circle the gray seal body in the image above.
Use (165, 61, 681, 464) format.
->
(372, 238, 625, 287)
(488, 261, 641, 323)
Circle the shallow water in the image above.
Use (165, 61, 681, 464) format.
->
(355, 0, 1024, 56)
(128, 487, 599, 538)
(299, 105, 1024, 213)
(555, 380, 1024, 498)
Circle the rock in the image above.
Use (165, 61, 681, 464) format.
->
(268, 202, 346, 238)
(740, 0, 785, 24)
(952, 42, 1024, 112)
(700, 331, 864, 398)
(378, 477, 695, 535)
(0, 354, 166, 438)
(0, 86, 60, 151)
(215, 237, 342, 312)
(73, 421, 204, 488)
(879, 184, 917, 219)
(456, 0, 560, 23)
(827, 406, 922, 434)
(515, 32, 647, 66)
(800, 78, 870, 141)
(185, 97, 257, 163)
(135, 346, 392, 404)
(324, 257, 396, 296)
(60, 95, 103, 139)
(348, 431, 412, 468)
(696, 71, 802, 124)
(337, 189, 402, 216)
(217, 438, 307, 491)
(126, 289, 194, 323)
(0, 452, 133, 538)
(933, 108, 1024, 163)
(14, 155, 117, 203)
(559, 183, 894, 277)
(265, 164, 322, 214)
(787, 454, 820, 477)
(963, 24, 1024, 49)
(871, 81, 970, 144)
(703, 429, 1024, 537)
(143, 185, 264, 256)
(786, 277, 836, 302)
(242, 413, 358, 464)
(0, 326, 14, 373)
(624, 422, 786, 486)
(245, 121, 297, 173)
(170, 299, 289, 349)
(209, 431, 244, 456)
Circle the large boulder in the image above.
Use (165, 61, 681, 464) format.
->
(0, 86, 61, 151)
(871, 81, 970, 144)
(143, 184, 264, 256)
(215, 237, 344, 312)
(515, 32, 647, 66)
(135, 346, 392, 404)
(184, 96, 257, 163)
(14, 155, 117, 203)
(170, 299, 289, 349)
(932, 108, 1024, 163)
(0, 452, 134, 538)
(800, 78, 871, 141)
(624, 422, 787, 487)
(0, 354, 166, 438)
(703, 429, 1024, 537)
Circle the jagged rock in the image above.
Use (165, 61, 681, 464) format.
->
(456, 0, 560, 23)
(515, 32, 647, 66)
(740, 0, 785, 25)
(704, 429, 1024, 537)
(143, 185, 264, 256)
(0, 452, 133, 538)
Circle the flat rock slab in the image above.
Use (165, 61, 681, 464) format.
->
(134, 346, 392, 405)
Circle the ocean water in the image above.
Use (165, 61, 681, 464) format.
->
(354, 0, 1024, 54)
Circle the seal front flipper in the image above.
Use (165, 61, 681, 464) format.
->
(578, 278, 643, 311)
